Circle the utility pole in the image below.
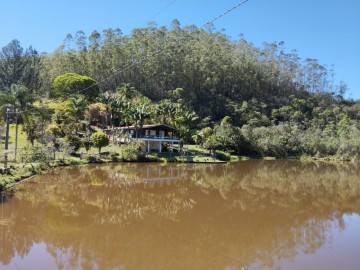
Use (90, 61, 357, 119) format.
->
(3, 106, 20, 169)
(4, 105, 10, 170)
(14, 109, 19, 161)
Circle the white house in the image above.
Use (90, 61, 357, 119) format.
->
(117, 124, 180, 153)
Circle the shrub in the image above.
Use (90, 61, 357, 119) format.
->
(20, 145, 52, 163)
(65, 135, 82, 152)
(0, 181, 5, 191)
(87, 154, 100, 163)
(215, 150, 231, 161)
(90, 131, 109, 154)
(119, 143, 145, 161)
(145, 154, 161, 162)
(111, 152, 119, 162)
(82, 137, 93, 152)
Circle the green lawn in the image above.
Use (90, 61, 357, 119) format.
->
(1, 124, 31, 165)
(0, 125, 231, 169)
(150, 144, 228, 163)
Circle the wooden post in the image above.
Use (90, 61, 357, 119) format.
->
(14, 110, 19, 161)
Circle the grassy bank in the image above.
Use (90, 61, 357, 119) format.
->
(299, 154, 360, 163)
(0, 143, 229, 191)
(2, 134, 358, 192)
(0, 160, 84, 191)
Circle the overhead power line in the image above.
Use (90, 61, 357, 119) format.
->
(148, 0, 178, 22)
(59, 0, 251, 98)
(19, 0, 251, 114)
(70, 0, 251, 98)
(204, 0, 250, 28)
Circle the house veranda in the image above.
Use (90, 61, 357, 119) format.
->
(108, 124, 181, 153)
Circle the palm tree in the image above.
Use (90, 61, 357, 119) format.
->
(117, 83, 135, 100)
(0, 84, 34, 110)
(156, 99, 177, 125)
(131, 97, 152, 138)
(174, 104, 199, 142)
(22, 103, 52, 146)
(0, 84, 35, 160)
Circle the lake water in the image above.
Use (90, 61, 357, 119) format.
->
(1, 160, 359, 270)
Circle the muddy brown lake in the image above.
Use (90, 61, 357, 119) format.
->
(1, 160, 360, 270)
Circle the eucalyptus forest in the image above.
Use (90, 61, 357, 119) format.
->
(0, 20, 359, 162)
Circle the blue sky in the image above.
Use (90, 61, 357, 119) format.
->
(1, 0, 359, 99)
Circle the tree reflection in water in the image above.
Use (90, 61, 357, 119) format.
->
(0, 161, 359, 270)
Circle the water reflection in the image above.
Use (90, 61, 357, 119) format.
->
(1, 161, 360, 270)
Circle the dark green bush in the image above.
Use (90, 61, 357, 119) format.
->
(215, 151, 231, 161)
(82, 138, 93, 152)
(65, 135, 82, 152)
(0, 181, 5, 191)
(87, 155, 100, 163)
(111, 152, 119, 161)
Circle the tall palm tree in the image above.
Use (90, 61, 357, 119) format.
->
(0, 84, 35, 160)
(0, 84, 34, 110)
(156, 99, 177, 125)
(131, 97, 152, 138)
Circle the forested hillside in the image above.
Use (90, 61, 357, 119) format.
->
(1, 21, 359, 159)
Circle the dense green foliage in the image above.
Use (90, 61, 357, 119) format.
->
(40, 25, 350, 121)
(0, 40, 42, 92)
(119, 143, 145, 161)
(0, 21, 359, 161)
(90, 131, 110, 153)
(50, 72, 99, 101)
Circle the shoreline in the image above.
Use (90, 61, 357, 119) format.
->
(1, 154, 358, 192)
